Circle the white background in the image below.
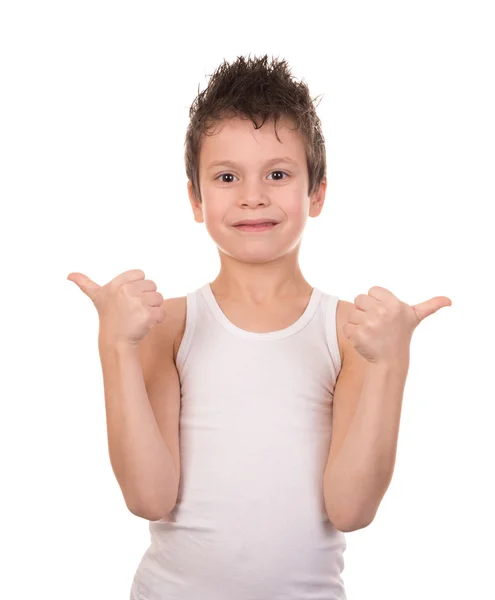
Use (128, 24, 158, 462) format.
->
(1, 1, 494, 598)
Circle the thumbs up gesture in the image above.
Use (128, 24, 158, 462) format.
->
(67, 269, 166, 347)
(343, 286, 452, 363)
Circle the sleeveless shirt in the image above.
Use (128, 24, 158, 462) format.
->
(130, 283, 347, 600)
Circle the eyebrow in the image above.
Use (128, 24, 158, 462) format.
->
(206, 156, 298, 170)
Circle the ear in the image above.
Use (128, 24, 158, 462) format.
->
(187, 180, 204, 224)
(308, 179, 327, 218)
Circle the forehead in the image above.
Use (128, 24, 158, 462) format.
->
(200, 115, 306, 168)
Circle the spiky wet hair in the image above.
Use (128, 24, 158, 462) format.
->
(184, 53, 326, 203)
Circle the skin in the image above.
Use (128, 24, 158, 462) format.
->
(186, 114, 326, 305)
(184, 115, 453, 531)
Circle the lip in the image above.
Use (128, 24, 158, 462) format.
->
(232, 222, 280, 232)
(232, 218, 280, 226)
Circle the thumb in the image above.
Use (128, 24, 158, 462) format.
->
(67, 272, 101, 302)
(411, 296, 452, 323)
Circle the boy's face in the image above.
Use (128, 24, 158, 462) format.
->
(187, 115, 326, 262)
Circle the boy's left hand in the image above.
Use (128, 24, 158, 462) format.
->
(343, 286, 452, 364)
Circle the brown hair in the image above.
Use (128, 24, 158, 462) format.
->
(184, 53, 326, 204)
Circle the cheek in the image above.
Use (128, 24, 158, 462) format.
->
(283, 197, 309, 221)
(201, 201, 224, 225)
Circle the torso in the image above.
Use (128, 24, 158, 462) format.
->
(170, 291, 349, 367)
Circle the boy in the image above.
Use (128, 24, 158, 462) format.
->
(68, 53, 451, 600)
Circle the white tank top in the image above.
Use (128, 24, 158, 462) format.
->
(130, 283, 347, 600)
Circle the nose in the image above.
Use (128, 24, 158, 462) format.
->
(241, 198, 268, 208)
(239, 185, 270, 208)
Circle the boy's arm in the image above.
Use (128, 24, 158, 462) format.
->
(323, 301, 409, 532)
(99, 335, 180, 520)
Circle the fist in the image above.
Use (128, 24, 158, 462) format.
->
(67, 269, 166, 346)
(343, 285, 452, 363)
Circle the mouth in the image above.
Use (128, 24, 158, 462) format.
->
(233, 222, 280, 232)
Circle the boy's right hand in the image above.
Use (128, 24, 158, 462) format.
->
(67, 269, 166, 347)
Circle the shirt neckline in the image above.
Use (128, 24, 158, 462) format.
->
(200, 283, 323, 340)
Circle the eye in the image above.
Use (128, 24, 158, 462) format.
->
(215, 170, 290, 183)
(268, 170, 289, 181)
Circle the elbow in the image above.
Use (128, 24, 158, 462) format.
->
(127, 488, 179, 521)
(327, 510, 373, 533)
(339, 518, 373, 532)
(128, 499, 177, 521)
(325, 494, 376, 532)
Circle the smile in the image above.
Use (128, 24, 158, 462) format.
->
(233, 223, 280, 232)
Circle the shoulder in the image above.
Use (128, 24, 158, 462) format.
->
(161, 295, 187, 326)
(138, 295, 187, 365)
(161, 296, 188, 362)
(335, 299, 355, 367)
(334, 297, 371, 381)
